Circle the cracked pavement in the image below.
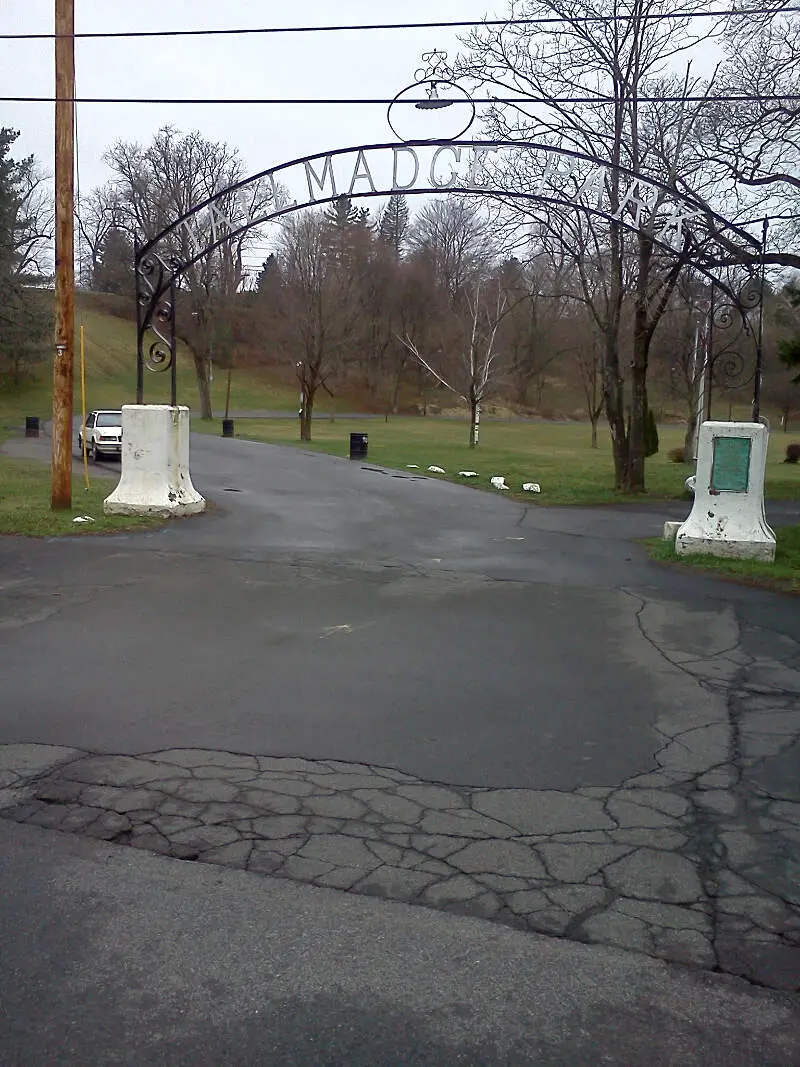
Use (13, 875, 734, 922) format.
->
(3, 594, 800, 991)
(1, 434, 799, 997)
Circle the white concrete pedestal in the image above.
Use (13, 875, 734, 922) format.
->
(104, 405, 206, 518)
(675, 422, 775, 562)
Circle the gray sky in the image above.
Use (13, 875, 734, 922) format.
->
(1, 1, 497, 192)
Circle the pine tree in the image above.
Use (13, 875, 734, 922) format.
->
(93, 226, 134, 294)
(324, 194, 361, 229)
(378, 194, 409, 256)
(0, 128, 50, 386)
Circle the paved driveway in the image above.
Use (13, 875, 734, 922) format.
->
(1, 433, 799, 992)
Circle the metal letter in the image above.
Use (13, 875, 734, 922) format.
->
(655, 208, 701, 249)
(305, 155, 337, 201)
(430, 146, 462, 188)
(575, 165, 607, 208)
(614, 181, 657, 227)
(392, 147, 420, 191)
(348, 150, 377, 194)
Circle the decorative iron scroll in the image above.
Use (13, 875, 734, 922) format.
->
(136, 251, 179, 405)
(708, 276, 761, 401)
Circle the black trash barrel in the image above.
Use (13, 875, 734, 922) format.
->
(25, 416, 40, 438)
(349, 432, 368, 460)
(222, 418, 235, 438)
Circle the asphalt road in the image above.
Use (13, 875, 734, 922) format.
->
(2, 819, 798, 1067)
(1, 431, 799, 1063)
(2, 433, 797, 788)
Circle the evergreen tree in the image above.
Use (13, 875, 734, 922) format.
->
(0, 128, 50, 387)
(92, 226, 134, 294)
(324, 194, 361, 229)
(644, 407, 660, 458)
(378, 195, 410, 256)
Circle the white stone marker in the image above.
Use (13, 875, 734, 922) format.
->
(104, 405, 206, 518)
(675, 421, 775, 562)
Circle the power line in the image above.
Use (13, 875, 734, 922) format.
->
(2, 94, 799, 105)
(1, 8, 798, 40)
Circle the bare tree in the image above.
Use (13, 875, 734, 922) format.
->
(275, 212, 357, 441)
(407, 197, 493, 302)
(457, 0, 730, 492)
(102, 126, 275, 416)
(699, 8, 800, 269)
(76, 182, 124, 287)
(401, 278, 508, 447)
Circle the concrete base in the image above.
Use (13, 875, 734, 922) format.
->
(663, 521, 681, 541)
(675, 535, 775, 562)
(103, 405, 205, 518)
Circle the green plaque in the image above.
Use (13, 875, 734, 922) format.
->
(711, 436, 751, 493)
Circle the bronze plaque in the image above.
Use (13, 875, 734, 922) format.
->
(710, 436, 751, 493)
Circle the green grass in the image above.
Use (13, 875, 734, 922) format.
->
(202, 415, 800, 507)
(0, 455, 166, 537)
(648, 526, 800, 595)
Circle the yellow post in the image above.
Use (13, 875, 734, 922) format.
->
(80, 324, 89, 489)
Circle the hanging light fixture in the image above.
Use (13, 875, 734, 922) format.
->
(415, 82, 454, 110)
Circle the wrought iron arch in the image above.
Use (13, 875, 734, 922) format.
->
(134, 138, 764, 406)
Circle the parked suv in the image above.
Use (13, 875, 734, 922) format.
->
(78, 409, 123, 460)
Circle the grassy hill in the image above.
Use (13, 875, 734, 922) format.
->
(0, 291, 301, 433)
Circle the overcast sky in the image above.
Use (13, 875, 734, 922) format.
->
(1, 0, 497, 193)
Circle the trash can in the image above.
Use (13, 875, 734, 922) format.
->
(25, 416, 40, 438)
(349, 432, 368, 460)
(222, 418, 235, 438)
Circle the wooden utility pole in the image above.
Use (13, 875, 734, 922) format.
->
(52, 0, 75, 509)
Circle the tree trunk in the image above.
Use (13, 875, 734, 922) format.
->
(224, 364, 233, 420)
(299, 386, 315, 441)
(192, 350, 213, 419)
(603, 326, 628, 489)
(470, 398, 480, 448)
(627, 235, 653, 494)
(590, 416, 599, 450)
(683, 396, 698, 462)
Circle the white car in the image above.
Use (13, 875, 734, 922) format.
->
(78, 409, 123, 461)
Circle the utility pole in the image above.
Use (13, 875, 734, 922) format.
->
(52, 0, 75, 509)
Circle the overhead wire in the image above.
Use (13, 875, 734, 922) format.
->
(2, 94, 798, 105)
(1, 8, 798, 39)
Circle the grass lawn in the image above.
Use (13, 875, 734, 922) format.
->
(202, 414, 800, 507)
(0, 455, 166, 537)
(648, 526, 800, 596)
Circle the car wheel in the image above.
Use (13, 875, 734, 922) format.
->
(77, 434, 83, 453)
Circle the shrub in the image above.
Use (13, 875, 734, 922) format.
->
(785, 443, 800, 464)
(644, 407, 659, 458)
(668, 446, 687, 464)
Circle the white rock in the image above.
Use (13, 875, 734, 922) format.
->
(428, 465, 446, 474)
(406, 464, 419, 469)
(458, 471, 478, 478)
(72, 515, 95, 523)
(522, 482, 541, 493)
(490, 476, 509, 490)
